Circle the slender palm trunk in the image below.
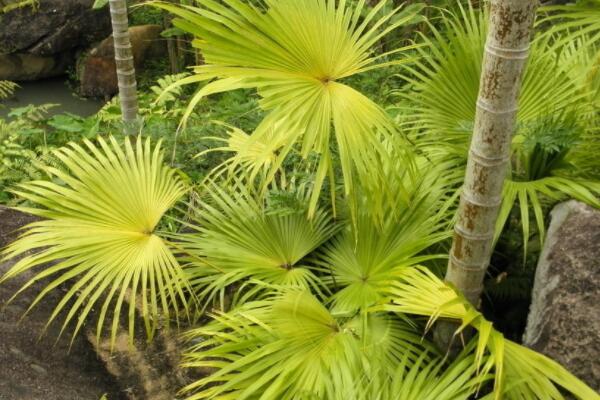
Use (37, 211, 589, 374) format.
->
(445, 0, 538, 306)
(163, 11, 180, 74)
(108, 0, 139, 133)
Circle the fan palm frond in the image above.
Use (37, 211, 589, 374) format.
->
(496, 176, 600, 256)
(317, 199, 452, 314)
(540, 0, 600, 46)
(313, 155, 461, 315)
(399, 2, 600, 252)
(491, 110, 600, 255)
(378, 266, 600, 400)
(175, 183, 339, 308)
(150, 0, 422, 215)
(0, 136, 190, 347)
(181, 289, 435, 400)
(558, 35, 600, 108)
(353, 346, 492, 400)
(196, 122, 291, 186)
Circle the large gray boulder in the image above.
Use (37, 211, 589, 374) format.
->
(0, 0, 111, 80)
(523, 200, 600, 392)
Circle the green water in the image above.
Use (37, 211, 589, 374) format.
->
(0, 77, 105, 118)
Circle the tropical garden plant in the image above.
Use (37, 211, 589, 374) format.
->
(0, 0, 599, 399)
(398, 1, 600, 256)
(540, 0, 600, 46)
(150, 0, 424, 216)
(1, 137, 190, 347)
(0, 80, 18, 100)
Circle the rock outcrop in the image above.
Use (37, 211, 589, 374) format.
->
(0, 206, 125, 400)
(0, 52, 74, 81)
(523, 200, 600, 392)
(0, 0, 111, 81)
(89, 329, 191, 400)
(78, 24, 167, 98)
(0, 205, 193, 399)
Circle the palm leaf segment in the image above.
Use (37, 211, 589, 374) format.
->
(0, 80, 18, 100)
(181, 290, 443, 400)
(151, 0, 420, 214)
(401, 3, 600, 249)
(317, 185, 455, 315)
(377, 267, 600, 400)
(546, 0, 600, 109)
(176, 184, 339, 306)
(181, 268, 600, 399)
(540, 0, 600, 46)
(0, 136, 189, 347)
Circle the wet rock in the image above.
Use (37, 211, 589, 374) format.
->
(0, 0, 110, 56)
(0, 52, 73, 81)
(78, 25, 167, 98)
(523, 200, 600, 392)
(0, 0, 111, 81)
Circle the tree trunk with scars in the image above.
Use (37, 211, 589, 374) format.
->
(446, 0, 538, 306)
(108, 0, 139, 133)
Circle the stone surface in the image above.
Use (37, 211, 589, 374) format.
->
(0, 206, 126, 400)
(78, 24, 167, 98)
(1, 206, 194, 399)
(0, 52, 73, 81)
(0, 0, 111, 56)
(523, 200, 600, 392)
(0, 0, 111, 81)
(90, 328, 192, 400)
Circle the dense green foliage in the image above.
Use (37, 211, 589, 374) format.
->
(0, 0, 599, 399)
(400, 2, 600, 255)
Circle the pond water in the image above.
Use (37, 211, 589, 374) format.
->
(0, 77, 105, 118)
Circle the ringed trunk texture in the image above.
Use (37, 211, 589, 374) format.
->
(445, 0, 538, 306)
(108, 0, 139, 132)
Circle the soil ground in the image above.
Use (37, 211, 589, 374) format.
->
(0, 207, 126, 400)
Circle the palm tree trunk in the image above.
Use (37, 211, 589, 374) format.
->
(108, 0, 139, 133)
(163, 11, 180, 74)
(446, 0, 538, 306)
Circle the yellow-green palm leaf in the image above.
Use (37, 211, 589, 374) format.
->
(181, 289, 435, 400)
(150, 0, 421, 214)
(1, 136, 190, 347)
(377, 267, 600, 400)
(540, 0, 600, 46)
(0, 80, 18, 100)
(175, 183, 339, 307)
